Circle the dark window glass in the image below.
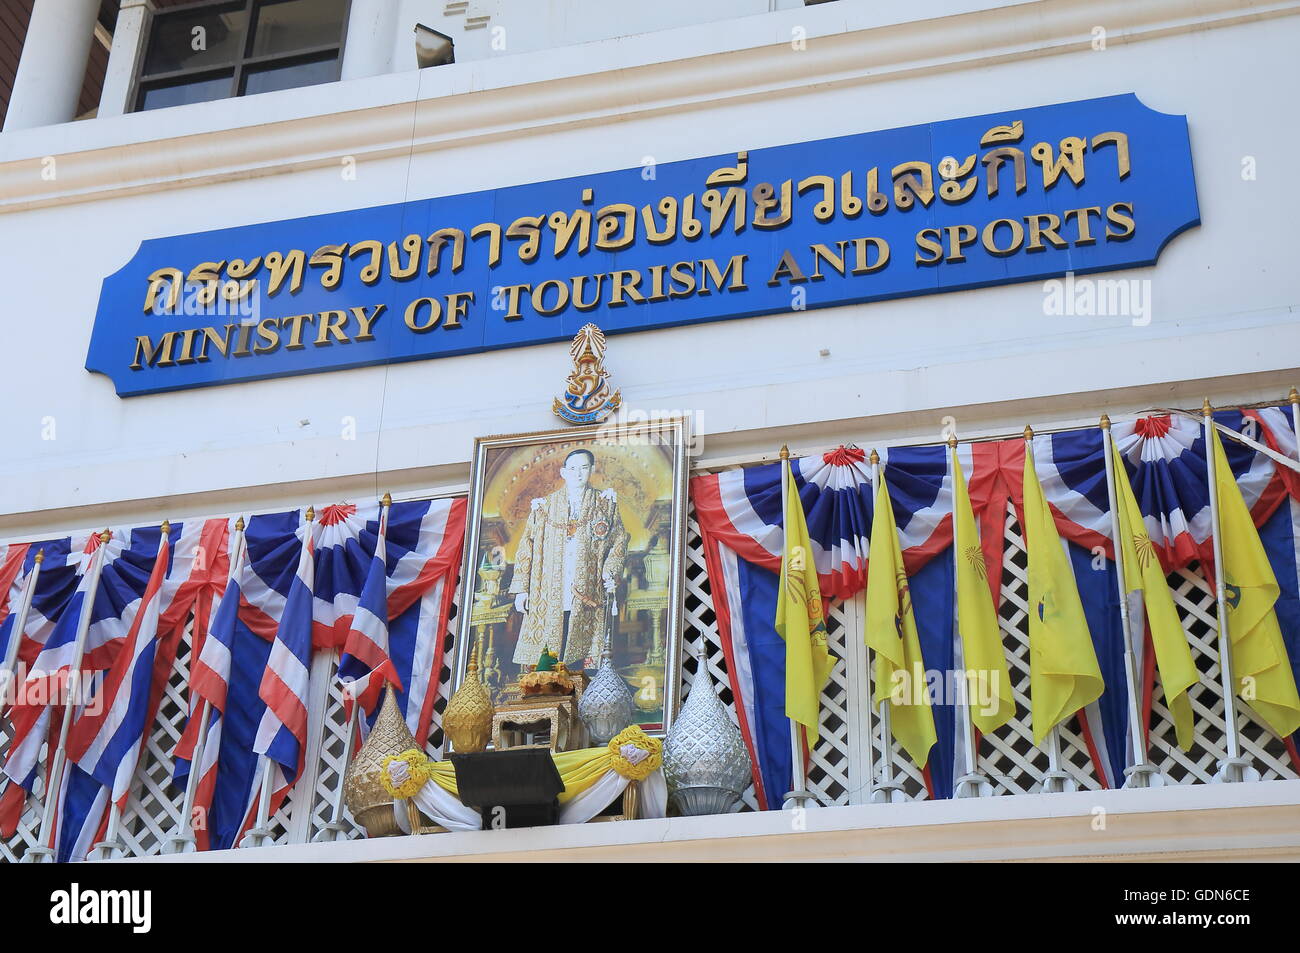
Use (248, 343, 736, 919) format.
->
(249, 0, 348, 58)
(139, 73, 235, 111)
(241, 55, 339, 96)
(143, 5, 249, 75)
(134, 0, 349, 113)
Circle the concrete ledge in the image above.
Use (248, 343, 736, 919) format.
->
(125, 779, 1300, 863)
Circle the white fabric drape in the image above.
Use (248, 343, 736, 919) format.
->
(386, 745, 666, 833)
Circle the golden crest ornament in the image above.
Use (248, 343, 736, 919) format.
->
(444, 634, 495, 752)
(343, 684, 421, 838)
(553, 323, 622, 425)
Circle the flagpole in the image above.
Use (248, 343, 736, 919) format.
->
(1, 548, 42, 687)
(1023, 426, 1075, 795)
(1202, 399, 1252, 783)
(0, 549, 43, 772)
(165, 518, 245, 854)
(867, 450, 906, 804)
(1290, 388, 1300, 456)
(27, 530, 112, 863)
(1099, 416, 1163, 789)
(316, 495, 390, 842)
(779, 448, 814, 811)
(949, 437, 992, 799)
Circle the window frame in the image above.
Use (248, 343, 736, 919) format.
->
(130, 0, 352, 113)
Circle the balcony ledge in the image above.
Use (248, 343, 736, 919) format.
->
(126, 778, 1300, 863)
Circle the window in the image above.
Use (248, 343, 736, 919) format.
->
(134, 0, 349, 112)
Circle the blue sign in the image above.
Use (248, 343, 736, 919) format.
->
(87, 93, 1198, 396)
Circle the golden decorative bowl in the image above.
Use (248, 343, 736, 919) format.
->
(519, 670, 574, 696)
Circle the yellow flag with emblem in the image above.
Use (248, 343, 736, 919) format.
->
(774, 457, 835, 747)
(1109, 434, 1198, 750)
(950, 447, 1015, 733)
(1208, 426, 1300, 739)
(864, 467, 937, 767)
(1023, 440, 1105, 745)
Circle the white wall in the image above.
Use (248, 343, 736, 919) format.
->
(391, 0, 811, 69)
(0, 0, 1297, 537)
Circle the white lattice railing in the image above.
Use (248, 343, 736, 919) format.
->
(2, 489, 1297, 861)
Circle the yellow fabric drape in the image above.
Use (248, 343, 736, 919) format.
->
(381, 727, 663, 805)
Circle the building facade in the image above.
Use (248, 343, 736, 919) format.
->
(1, 0, 1299, 862)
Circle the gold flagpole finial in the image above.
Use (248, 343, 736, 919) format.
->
(1099, 414, 1111, 430)
(381, 492, 392, 507)
(235, 516, 245, 532)
(868, 449, 880, 465)
(1289, 386, 1298, 406)
(160, 520, 170, 535)
(34, 548, 44, 564)
(100, 530, 112, 543)
(305, 506, 315, 522)
(779, 444, 790, 460)
(946, 435, 957, 449)
(1202, 398, 1213, 417)
(1023, 425, 1034, 440)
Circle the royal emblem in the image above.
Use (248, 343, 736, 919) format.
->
(593, 518, 610, 540)
(1133, 530, 1157, 570)
(553, 324, 622, 425)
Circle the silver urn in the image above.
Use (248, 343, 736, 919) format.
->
(578, 635, 636, 745)
(663, 653, 752, 816)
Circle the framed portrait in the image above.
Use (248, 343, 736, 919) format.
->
(452, 415, 690, 736)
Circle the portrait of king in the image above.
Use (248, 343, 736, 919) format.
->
(509, 448, 628, 666)
(467, 436, 678, 729)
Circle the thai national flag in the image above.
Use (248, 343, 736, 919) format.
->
(0, 522, 198, 852)
(0, 532, 114, 837)
(691, 445, 958, 808)
(55, 532, 177, 862)
(253, 513, 316, 803)
(337, 506, 397, 734)
(311, 497, 466, 744)
(172, 511, 296, 851)
(172, 524, 243, 851)
(68, 531, 171, 804)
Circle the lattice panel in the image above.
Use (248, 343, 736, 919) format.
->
(1145, 564, 1298, 783)
(962, 501, 1101, 794)
(5, 475, 1300, 863)
(0, 747, 46, 863)
(113, 629, 192, 857)
(806, 598, 853, 805)
(861, 594, 931, 801)
(305, 653, 364, 844)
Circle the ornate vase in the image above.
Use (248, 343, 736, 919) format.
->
(662, 654, 752, 816)
(443, 634, 494, 752)
(343, 684, 421, 838)
(578, 634, 636, 745)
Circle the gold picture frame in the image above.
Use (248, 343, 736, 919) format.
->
(452, 415, 690, 737)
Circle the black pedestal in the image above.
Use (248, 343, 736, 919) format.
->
(449, 748, 565, 830)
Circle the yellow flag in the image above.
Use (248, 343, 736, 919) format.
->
(774, 457, 835, 746)
(1209, 426, 1300, 739)
(951, 447, 1015, 733)
(864, 468, 937, 767)
(1023, 442, 1105, 744)
(1109, 435, 1198, 750)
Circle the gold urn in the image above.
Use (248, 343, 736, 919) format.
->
(443, 635, 494, 752)
(343, 684, 420, 838)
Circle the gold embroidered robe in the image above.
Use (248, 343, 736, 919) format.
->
(508, 485, 628, 665)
